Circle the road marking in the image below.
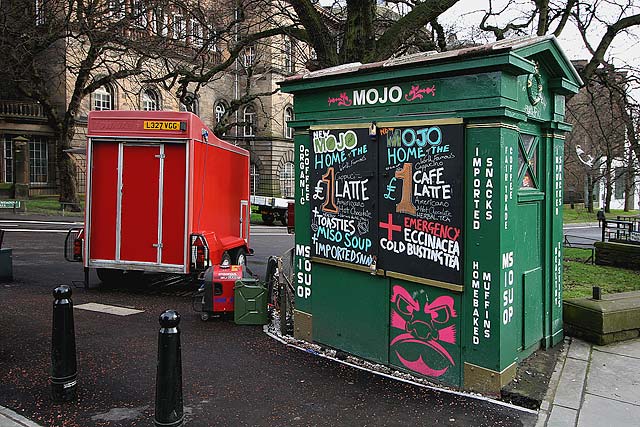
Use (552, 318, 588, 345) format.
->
(2, 229, 69, 233)
(0, 220, 83, 226)
(75, 303, 143, 316)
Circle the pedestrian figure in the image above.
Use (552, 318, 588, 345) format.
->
(597, 208, 605, 228)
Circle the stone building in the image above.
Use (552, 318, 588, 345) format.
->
(0, 0, 305, 200)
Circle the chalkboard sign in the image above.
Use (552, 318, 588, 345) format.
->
(377, 122, 464, 285)
(310, 126, 378, 268)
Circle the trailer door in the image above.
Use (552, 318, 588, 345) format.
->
(119, 145, 161, 263)
(117, 142, 187, 268)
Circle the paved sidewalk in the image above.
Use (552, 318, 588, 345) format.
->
(0, 406, 42, 427)
(537, 337, 640, 427)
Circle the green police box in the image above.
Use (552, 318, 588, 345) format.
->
(279, 35, 582, 393)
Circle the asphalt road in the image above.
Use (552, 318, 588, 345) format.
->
(563, 223, 601, 248)
(0, 215, 536, 426)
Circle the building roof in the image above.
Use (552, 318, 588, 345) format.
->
(285, 35, 583, 87)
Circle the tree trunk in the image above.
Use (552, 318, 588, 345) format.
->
(586, 173, 594, 213)
(56, 125, 81, 211)
(341, 0, 376, 63)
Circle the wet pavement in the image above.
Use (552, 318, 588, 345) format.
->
(0, 215, 536, 426)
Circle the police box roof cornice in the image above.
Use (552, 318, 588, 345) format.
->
(281, 35, 583, 93)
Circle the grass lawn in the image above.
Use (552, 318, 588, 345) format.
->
(18, 195, 272, 224)
(23, 195, 84, 216)
(563, 204, 639, 223)
(563, 247, 640, 299)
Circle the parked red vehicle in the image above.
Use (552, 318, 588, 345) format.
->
(66, 110, 251, 285)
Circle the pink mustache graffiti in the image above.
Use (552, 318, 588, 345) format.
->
(390, 285, 457, 377)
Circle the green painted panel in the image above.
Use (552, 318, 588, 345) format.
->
(550, 138, 565, 343)
(292, 73, 502, 118)
(389, 280, 461, 386)
(523, 267, 544, 347)
(498, 129, 521, 365)
(515, 194, 544, 351)
(463, 126, 505, 372)
(294, 131, 313, 314)
(312, 263, 390, 364)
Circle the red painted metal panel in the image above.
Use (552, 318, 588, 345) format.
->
(161, 144, 187, 265)
(89, 141, 119, 261)
(191, 138, 250, 261)
(120, 145, 160, 263)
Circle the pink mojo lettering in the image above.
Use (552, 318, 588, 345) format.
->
(327, 84, 437, 108)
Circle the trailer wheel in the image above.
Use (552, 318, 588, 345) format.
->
(262, 213, 275, 225)
(96, 268, 125, 285)
(234, 248, 247, 266)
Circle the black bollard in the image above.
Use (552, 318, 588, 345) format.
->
(154, 310, 183, 427)
(50, 285, 78, 402)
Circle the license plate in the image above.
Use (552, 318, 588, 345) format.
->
(143, 121, 183, 131)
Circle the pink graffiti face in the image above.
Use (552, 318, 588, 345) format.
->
(390, 285, 457, 377)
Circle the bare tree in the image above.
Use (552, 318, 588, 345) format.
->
(565, 63, 628, 212)
(0, 0, 186, 209)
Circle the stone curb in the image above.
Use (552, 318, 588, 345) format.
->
(535, 337, 570, 427)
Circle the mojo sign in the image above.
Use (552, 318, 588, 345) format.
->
(328, 83, 437, 108)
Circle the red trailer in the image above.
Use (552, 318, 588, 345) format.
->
(67, 110, 251, 285)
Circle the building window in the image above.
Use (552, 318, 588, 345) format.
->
(142, 88, 160, 111)
(108, 0, 124, 18)
(284, 106, 294, 139)
(250, 163, 260, 195)
(173, 14, 186, 39)
(243, 105, 256, 137)
(132, 0, 148, 28)
(279, 161, 295, 198)
(284, 36, 294, 73)
(29, 138, 48, 183)
(243, 45, 256, 67)
(93, 85, 114, 111)
(3, 137, 13, 183)
(191, 20, 203, 46)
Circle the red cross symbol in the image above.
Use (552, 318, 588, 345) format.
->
(379, 213, 402, 241)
